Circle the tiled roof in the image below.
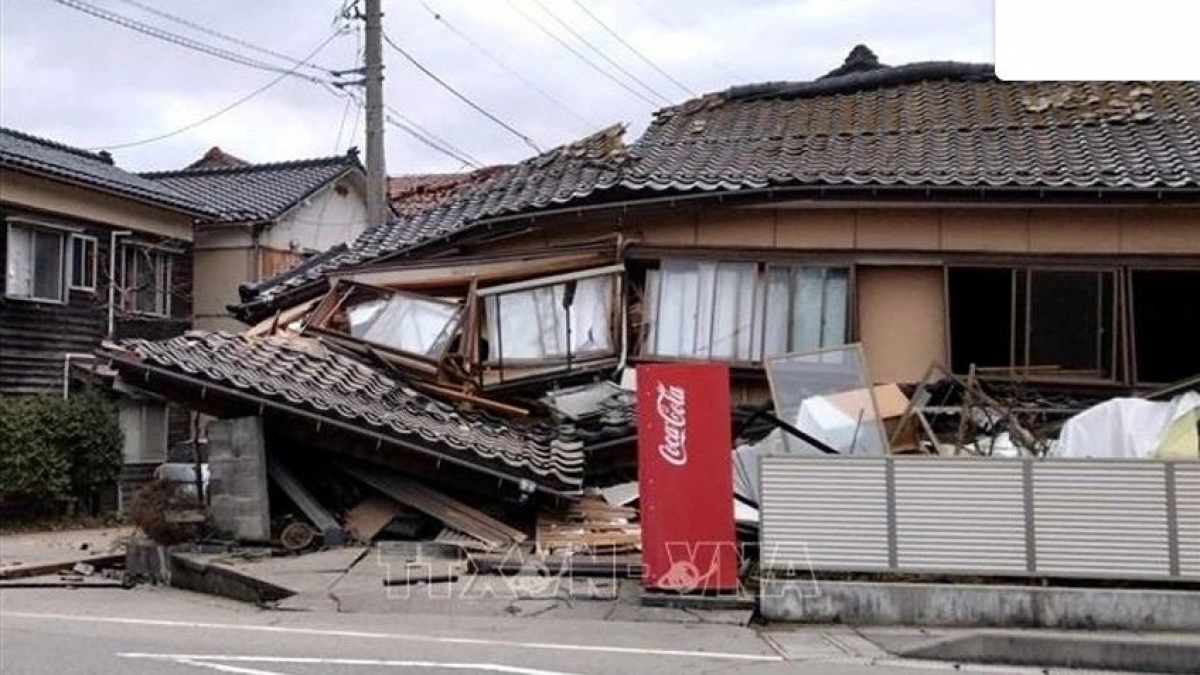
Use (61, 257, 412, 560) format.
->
(240, 49, 1200, 310)
(184, 146, 251, 171)
(0, 127, 211, 214)
(104, 331, 585, 492)
(143, 152, 362, 222)
(239, 125, 626, 307)
(387, 167, 509, 218)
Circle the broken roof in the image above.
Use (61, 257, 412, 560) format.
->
(0, 126, 212, 215)
(103, 331, 586, 492)
(239, 47, 1200, 312)
(387, 167, 509, 218)
(143, 151, 363, 223)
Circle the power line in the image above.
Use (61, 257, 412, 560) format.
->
(92, 31, 345, 151)
(385, 104, 483, 168)
(329, 85, 484, 169)
(503, 0, 660, 107)
(418, 0, 597, 133)
(627, 0, 744, 83)
(46, 0, 336, 85)
(528, 0, 670, 104)
(569, 0, 695, 98)
(381, 31, 542, 153)
(111, 0, 337, 77)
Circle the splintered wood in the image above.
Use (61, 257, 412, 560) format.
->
(536, 493, 640, 555)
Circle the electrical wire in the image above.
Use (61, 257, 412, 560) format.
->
(46, 0, 335, 85)
(330, 85, 483, 169)
(569, 0, 695, 97)
(503, 0, 659, 107)
(382, 31, 542, 153)
(528, 0, 670, 104)
(111, 0, 338, 77)
(385, 103, 483, 167)
(91, 31, 345, 151)
(627, 0, 744, 83)
(418, 0, 597, 133)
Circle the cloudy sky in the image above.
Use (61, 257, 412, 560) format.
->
(0, 0, 994, 174)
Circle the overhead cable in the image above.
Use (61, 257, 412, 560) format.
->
(92, 31, 345, 151)
(46, 0, 336, 85)
(418, 0, 598, 133)
(111, 0, 338, 77)
(569, 0, 695, 97)
(382, 31, 542, 153)
(528, 0, 670, 104)
(503, 0, 659, 107)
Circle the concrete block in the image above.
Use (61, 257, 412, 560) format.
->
(206, 417, 269, 542)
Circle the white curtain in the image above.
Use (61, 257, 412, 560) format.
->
(485, 275, 614, 361)
(649, 261, 848, 361)
(351, 294, 459, 357)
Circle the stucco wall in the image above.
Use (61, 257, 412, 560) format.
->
(193, 245, 254, 331)
(0, 170, 194, 240)
(261, 176, 367, 252)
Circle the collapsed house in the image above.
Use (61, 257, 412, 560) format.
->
(95, 48, 1200, 568)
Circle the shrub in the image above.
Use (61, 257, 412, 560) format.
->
(0, 398, 70, 500)
(0, 390, 123, 505)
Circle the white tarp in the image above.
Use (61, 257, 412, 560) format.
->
(1055, 391, 1200, 460)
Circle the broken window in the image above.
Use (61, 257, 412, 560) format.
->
(1131, 269, 1200, 384)
(643, 259, 848, 362)
(481, 272, 616, 363)
(306, 281, 463, 364)
(948, 266, 1116, 380)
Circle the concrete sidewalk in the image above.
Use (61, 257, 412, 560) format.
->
(0, 526, 132, 571)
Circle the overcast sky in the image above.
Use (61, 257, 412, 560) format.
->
(0, 0, 994, 174)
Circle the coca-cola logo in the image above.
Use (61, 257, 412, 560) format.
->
(655, 382, 687, 466)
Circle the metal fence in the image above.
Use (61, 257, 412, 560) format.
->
(759, 456, 1200, 582)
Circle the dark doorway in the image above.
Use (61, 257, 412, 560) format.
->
(948, 268, 1013, 373)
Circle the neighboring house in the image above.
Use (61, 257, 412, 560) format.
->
(143, 149, 367, 331)
(239, 47, 1200, 393)
(1, 127, 213, 503)
(105, 48, 1200, 499)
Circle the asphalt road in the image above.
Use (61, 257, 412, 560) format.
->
(0, 584, 1093, 675)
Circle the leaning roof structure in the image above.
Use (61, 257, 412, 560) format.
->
(237, 45, 1200, 314)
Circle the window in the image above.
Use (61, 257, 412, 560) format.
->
(305, 281, 463, 364)
(69, 234, 97, 290)
(119, 245, 172, 316)
(1130, 269, 1200, 384)
(118, 400, 167, 463)
(948, 267, 1116, 380)
(483, 275, 615, 363)
(348, 291, 460, 357)
(5, 222, 66, 302)
(643, 259, 848, 362)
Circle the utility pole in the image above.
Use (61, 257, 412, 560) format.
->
(363, 0, 387, 228)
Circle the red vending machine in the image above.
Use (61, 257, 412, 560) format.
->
(636, 363, 738, 593)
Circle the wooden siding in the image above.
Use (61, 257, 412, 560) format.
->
(1, 205, 192, 395)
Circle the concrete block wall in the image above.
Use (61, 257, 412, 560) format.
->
(206, 417, 270, 542)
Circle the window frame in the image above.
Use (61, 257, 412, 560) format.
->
(479, 266, 621, 367)
(640, 258, 851, 365)
(945, 264, 1120, 384)
(118, 244, 173, 317)
(68, 233, 98, 292)
(4, 219, 69, 304)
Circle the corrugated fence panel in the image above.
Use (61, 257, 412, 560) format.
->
(894, 460, 1027, 573)
(1033, 462, 1170, 577)
(1177, 464, 1200, 579)
(760, 457, 889, 571)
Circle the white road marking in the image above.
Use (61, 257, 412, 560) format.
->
(1, 611, 781, 663)
(172, 658, 297, 675)
(126, 653, 583, 675)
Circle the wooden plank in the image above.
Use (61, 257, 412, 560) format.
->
(341, 465, 525, 550)
(267, 458, 346, 546)
(344, 496, 405, 542)
(0, 553, 124, 581)
(244, 298, 319, 337)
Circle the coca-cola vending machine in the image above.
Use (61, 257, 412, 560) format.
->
(636, 363, 738, 593)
